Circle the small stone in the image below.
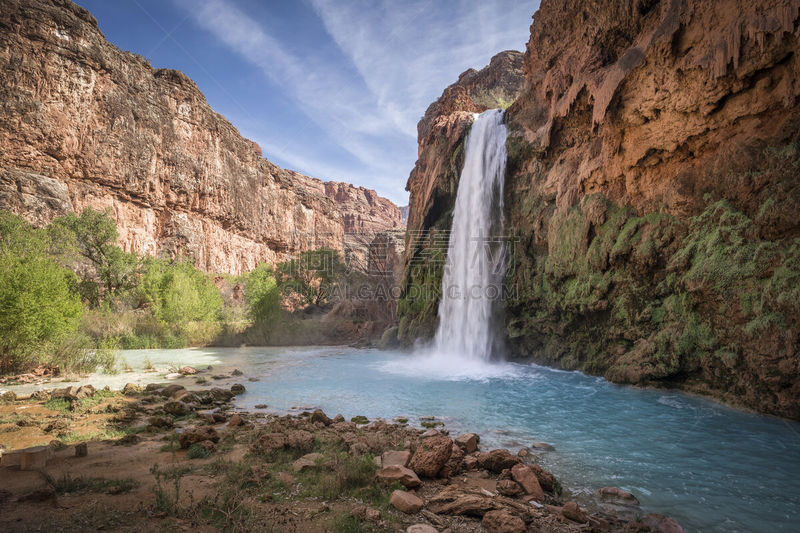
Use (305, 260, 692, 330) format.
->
(390, 490, 424, 514)
(180, 366, 197, 375)
(365, 508, 381, 521)
(350, 415, 369, 424)
(231, 369, 243, 376)
(74, 443, 88, 457)
(165, 373, 182, 380)
(333, 414, 345, 423)
(227, 414, 244, 427)
(254, 404, 267, 409)
(420, 429, 439, 438)
(530, 442, 555, 451)
(230, 384, 246, 395)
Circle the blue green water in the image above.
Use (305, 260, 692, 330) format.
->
(8, 346, 799, 532)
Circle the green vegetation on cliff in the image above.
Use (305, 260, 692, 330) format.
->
(504, 169, 800, 417)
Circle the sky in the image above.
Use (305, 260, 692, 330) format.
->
(75, 0, 539, 205)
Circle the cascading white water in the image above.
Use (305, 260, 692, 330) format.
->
(432, 109, 508, 362)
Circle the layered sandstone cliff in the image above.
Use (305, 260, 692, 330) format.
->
(400, 1, 800, 418)
(0, 0, 398, 274)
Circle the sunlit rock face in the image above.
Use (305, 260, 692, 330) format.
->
(0, 0, 349, 274)
(400, 1, 800, 418)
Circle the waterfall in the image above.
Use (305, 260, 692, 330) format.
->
(433, 109, 508, 362)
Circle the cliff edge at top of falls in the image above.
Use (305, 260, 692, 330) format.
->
(0, 0, 401, 274)
(399, 0, 800, 419)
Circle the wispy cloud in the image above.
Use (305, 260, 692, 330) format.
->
(173, 0, 537, 204)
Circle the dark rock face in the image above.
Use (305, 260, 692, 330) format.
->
(0, 0, 400, 275)
(400, 0, 800, 418)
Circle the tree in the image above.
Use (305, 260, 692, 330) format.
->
(53, 208, 140, 301)
(0, 212, 83, 372)
(244, 263, 281, 323)
(137, 258, 223, 326)
(277, 248, 346, 307)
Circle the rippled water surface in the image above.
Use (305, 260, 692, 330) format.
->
(7, 346, 799, 532)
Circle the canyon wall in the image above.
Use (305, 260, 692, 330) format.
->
(0, 0, 400, 274)
(400, 0, 800, 418)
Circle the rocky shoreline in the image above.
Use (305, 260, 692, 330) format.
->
(0, 379, 683, 532)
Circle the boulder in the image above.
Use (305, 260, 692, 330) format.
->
(179, 426, 220, 449)
(148, 416, 174, 428)
(209, 387, 234, 401)
(160, 384, 185, 398)
(597, 486, 639, 505)
(477, 449, 521, 473)
(230, 383, 246, 395)
(642, 514, 685, 533)
(145, 383, 166, 392)
(482, 509, 526, 533)
(292, 452, 323, 472)
(74, 442, 88, 457)
(463, 455, 478, 471)
(381, 449, 411, 467)
(377, 465, 421, 488)
(227, 414, 244, 427)
(165, 373, 182, 380)
(528, 463, 557, 493)
(407, 525, 437, 533)
(250, 432, 287, 454)
(180, 366, 197, 375)
(427, 485, 498, 517)
(122, 383, 143, 396)
(286, 430, 314, 452)
(562, 501, 588, 523)
(511, 464, 544, 501)
(530, 442, 555, 451)
(19, 445, 53, 470)
(231, 369, 244, 376)
(454, 433, 479, 453)
(163, 401, 190, 416)
(408, 435, 453, 478)
(390, 490, 424, 514)
(310, 409, 332, 425)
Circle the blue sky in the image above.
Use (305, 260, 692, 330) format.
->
(75, 0, 539, 205)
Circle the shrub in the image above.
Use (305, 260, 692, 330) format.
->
(243, 263, 280, 323)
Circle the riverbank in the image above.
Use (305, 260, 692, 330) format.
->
(0, 378, 681, 533)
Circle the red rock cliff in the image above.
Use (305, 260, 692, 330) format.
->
(0, 0, 349, 274)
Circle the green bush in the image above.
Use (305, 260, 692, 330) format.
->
(0, 213, 84, 372)
(243, 263, 280, 323)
